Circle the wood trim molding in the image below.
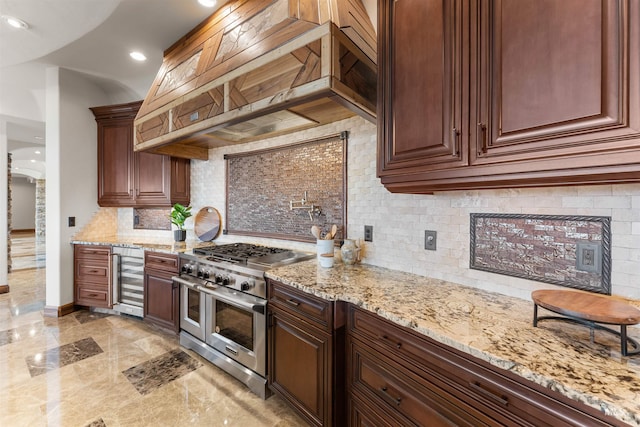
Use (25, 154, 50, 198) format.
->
(0, 284, 9, 294)
(43, 302, 76, 318)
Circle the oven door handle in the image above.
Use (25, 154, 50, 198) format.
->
(172, 276, 200, 289)
(203, 287, 267, 315)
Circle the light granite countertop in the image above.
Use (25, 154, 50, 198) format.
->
(70, 238, 212, 254)
(265, 260, 640, 426)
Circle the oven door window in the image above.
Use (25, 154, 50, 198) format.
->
(187, 288, 201, 323)
(215, 300, 254, 351)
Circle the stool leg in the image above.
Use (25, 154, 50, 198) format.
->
(621, 325, 628, 357)
(533, 304, 538, 327)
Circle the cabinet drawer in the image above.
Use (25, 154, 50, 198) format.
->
(349, 338, 493, 427)
(75, 260, 110, 284)
(268, 280, 332, 331)
(144, 251, 178, 273)
(75, 244, 111, 259)
(76, 284, 110, 307)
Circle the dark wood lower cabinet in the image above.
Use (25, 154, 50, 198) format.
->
(143, 252, 179, 332)
(347, 305, 629, 427)
(267, 282, 629, 426)
(74, 245, 112, 309)
(267, 279, 345, 427)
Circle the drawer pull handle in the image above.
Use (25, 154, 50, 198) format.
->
(286, 299, 300, 307)
(469, 381, 509, 406)
(381, 386, 402, 406)
(380, 335, 402, 349)
(88, 293, 98, 297)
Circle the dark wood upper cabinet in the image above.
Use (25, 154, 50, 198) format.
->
(378, 0, 640, 193)
(378, 0, 467, 174)
(91, 101, 190, 207)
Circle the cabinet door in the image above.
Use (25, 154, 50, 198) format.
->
(144, 270, 179, 332)
(170, 157, 191, 206)
(472, 0, 640, 167)
(134, 151, 172, 206)
(97, 119, 135, 206)
(378, 0, 467, 176)
(269, 308, 330, 427)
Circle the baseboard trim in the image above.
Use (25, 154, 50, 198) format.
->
(0, 284, 9, 294)
(43, 302, 76, 317)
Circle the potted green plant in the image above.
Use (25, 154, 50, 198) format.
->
(170, 203, 192, 242)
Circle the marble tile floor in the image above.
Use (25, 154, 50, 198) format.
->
(1, 268, 310, 426)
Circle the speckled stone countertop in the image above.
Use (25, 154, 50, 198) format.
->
(265, 260, 640, 426)
(70, 238, 212, 254)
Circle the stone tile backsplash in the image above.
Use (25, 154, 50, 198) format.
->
(193, 116, 640, 300)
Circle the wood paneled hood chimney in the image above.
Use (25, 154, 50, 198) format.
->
(134, 0, 377, 160)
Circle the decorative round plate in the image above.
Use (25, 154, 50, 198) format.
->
(193, 207, 221, 241)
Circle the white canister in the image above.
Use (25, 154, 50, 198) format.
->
(317, 239, 334, 260)
(319, 253, 334, 268)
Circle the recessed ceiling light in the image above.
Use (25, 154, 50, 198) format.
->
(1, 15, 29, 29)
(30, 159, 36, 163)
(129, 51, 147, 61)
(34, 150, 41, 154)
(34, 136, 43, 140)
(198, 0, 216, 7)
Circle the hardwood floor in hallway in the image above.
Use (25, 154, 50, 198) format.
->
(0, 259, 308, 426)
(10, 230, 45, 271)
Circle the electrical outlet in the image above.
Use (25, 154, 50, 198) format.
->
(576, 242, 601, 273)
(364, 225, 373, 242)
(424, 230, 437, 250)
(68, 216, 75, 227)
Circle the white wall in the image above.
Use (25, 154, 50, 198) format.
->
(0, 121, 7, 287)
(191, 116, 640, 301)
(11, 177, 36, 230)
(46, 67, 110, 308)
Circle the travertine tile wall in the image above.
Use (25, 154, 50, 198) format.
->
(192, 116, 640, 301)
(35, 179, 46, 237)
(72, 208, 118, 241)
(7, 154, 11, 273)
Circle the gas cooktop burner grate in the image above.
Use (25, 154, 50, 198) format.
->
(193, 243, 290, 264)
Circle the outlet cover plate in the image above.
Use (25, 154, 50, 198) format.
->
(425, 230, 437, 250)
(364, 225, 373, 242)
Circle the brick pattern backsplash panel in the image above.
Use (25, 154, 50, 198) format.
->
(133, 208, 171, 230)
(470, 214, 611, 294)
(226, 135, 345, 241)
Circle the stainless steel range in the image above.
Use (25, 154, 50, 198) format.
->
(173, 243, 314, 399)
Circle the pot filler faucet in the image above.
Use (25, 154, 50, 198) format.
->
(289, 191, 321, 220)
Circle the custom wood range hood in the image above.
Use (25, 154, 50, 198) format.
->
(134, 0, 377, 160)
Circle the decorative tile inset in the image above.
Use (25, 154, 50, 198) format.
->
(25, 337, 104, 377)
(85, 418, 106, 427)
(470, 214, 611, 294)
(122, 349, 201, 395)
(133, 208, 171, 230)
(226, 134, 346, 242)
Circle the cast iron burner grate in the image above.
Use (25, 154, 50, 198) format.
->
(194, 243, 290, 264)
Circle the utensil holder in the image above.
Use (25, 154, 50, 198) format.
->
(317, 239, 334, 260)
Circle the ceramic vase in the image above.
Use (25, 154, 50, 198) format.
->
(340, 239, 359, 265)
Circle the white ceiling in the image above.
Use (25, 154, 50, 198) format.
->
(0, 0, 376, 179)
(0, 0, 226, 178)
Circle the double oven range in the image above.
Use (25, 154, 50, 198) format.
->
(173, 243, 313, 399)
